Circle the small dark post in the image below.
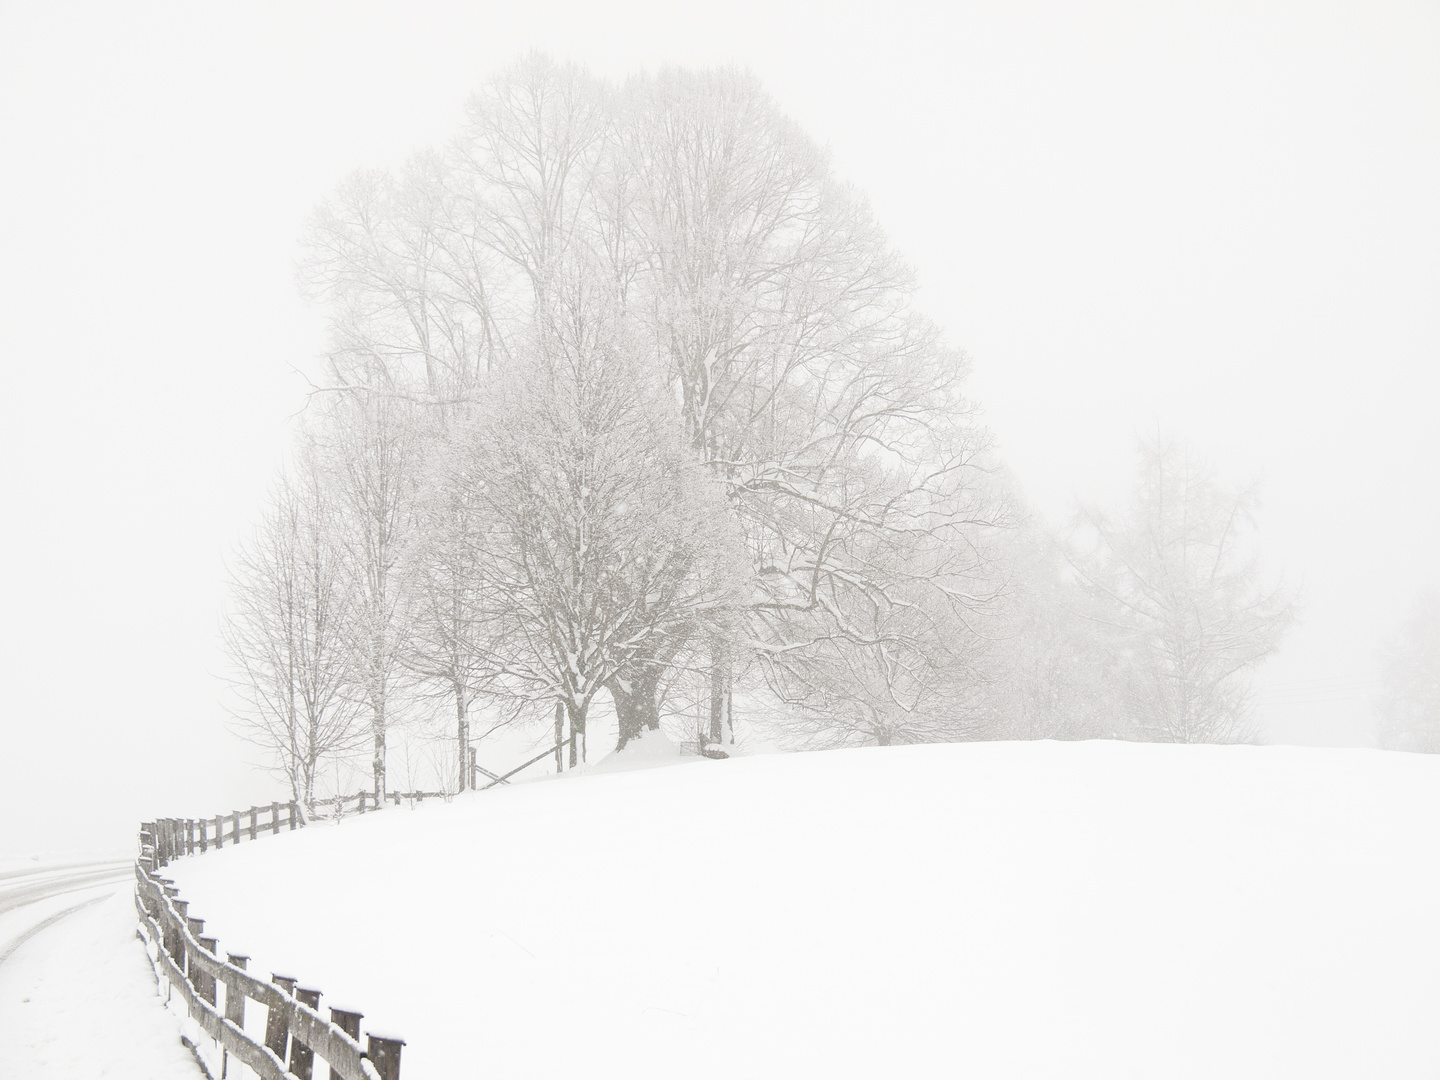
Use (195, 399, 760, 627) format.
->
(249, 806, 258, 841)
(224, 953, 249, 1028)
(288, 802, 298, 830)
(365, 1034, 405, 1080)
(231, 810, 240, 845)
(290, 987, 321, 1079)
(270, 801, 280, 835)
(215, 815, 224, 849)
(264, 974, 296, 1061)
(199, 818, 208, 853)
(357, 788, 367, 815)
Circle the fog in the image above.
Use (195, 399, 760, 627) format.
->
(2, 1, 1436, 857)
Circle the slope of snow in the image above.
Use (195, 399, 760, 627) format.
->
(165, 741, 1440, 1078)
(0, 888, 203, 1079)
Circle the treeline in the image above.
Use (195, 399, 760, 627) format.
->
(223, 57, 1295, 804)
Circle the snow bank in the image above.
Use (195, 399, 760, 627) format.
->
(585, 727, 696, 773)
(165, 741, 1440, 1078)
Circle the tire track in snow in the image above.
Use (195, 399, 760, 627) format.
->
(0, 891, 114, 969)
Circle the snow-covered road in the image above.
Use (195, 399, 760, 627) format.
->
(0, 861, 202, 1079)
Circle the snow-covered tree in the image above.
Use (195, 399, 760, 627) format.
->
(454, 271, 746, 760)
(314, 386, 423, 800)
(268, 56, 1007, 762)
(223, 446, 365, 802)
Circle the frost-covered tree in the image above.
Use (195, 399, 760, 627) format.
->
(621, 68, 1009, 741)
(314, 386, 423, 800)
(223, 447, 365, 802)
(1064, 436, 1296, 743)
(1374, 590, 1440, 753)
(269, 55, 1005, 763)
(400, 419, 499, 791)
(453, 270, 746, 761)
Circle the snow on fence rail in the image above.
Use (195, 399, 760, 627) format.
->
(136, 817, 404, 1080)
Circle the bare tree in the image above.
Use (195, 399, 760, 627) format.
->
(223, 448, 365, 802)
(315, 385, 423, 800)
(1374, 590, 1440, 753)
(399, 416, 502, 790)
(1064, 435, 1297, 743)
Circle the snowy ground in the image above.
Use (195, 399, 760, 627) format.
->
(0, 886, 201, 1079)
(159, 739, 1440, 1078)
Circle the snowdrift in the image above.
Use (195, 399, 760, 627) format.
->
(166, 741, 1440, 1078)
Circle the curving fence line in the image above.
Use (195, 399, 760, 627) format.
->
(136, 816, 404, 1080)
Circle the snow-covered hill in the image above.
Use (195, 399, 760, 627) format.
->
(166, 740, 1440, 1078)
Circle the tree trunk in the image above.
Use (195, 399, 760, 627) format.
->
(708, 636, 732, 745)
(554, 701, 565, 772)
(608, 666, 661, 752)
(455, 682, 469, 793)
(372, 696, 386, 804)
(567, 701, 587, 769)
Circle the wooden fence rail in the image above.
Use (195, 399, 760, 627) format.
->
(306, 789, 450, 819)
(137, 820, 403, 1079)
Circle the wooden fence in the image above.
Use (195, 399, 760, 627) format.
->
(150, 802, 303, 865)
(134, 737, 583, 1077)
(137, 820, 403, 1080)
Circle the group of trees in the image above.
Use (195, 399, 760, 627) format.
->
(224, 57, 1303, 804)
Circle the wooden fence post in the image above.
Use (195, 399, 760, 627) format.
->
(166, 899, 188, 963)
(366, 1034, 405, 1080)
(329, 1007, 363, 1080)
(195, 934, 218, 1006)
(270, 802, 280, 835)
(224, 953, 249, 1028)
(264, 974, 296, 1062)
(288, 802, 298, 831)
(215, 815, 223, 849)
(357, 788, 367, 815)
(249, 806, 258, 841)
(290, 987, 321, 1079)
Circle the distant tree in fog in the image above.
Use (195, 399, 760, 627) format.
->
(981, 525, 1126, 741)
(1064, 436, 1297, 743)
(1374, 590, 1440, 753)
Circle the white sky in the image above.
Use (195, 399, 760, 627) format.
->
(2, 1, 1436, 856)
